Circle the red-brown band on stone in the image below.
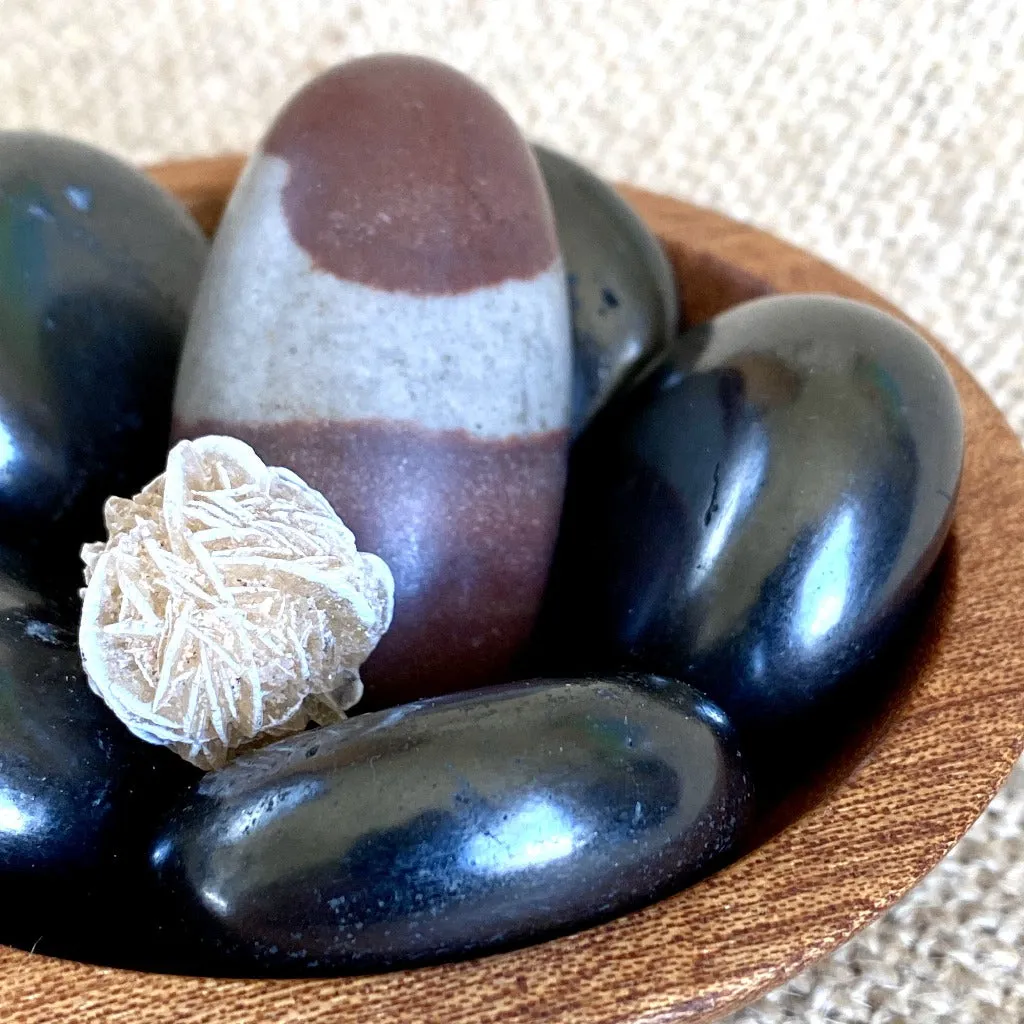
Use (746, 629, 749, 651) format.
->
(263, 54, 560, 295)
(174, 417, 569, 709)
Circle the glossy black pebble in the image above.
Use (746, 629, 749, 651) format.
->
(535, 145, 678, 433)
(539, 295, 964, 739)
(0, 132, 207, 549)
(0, 560, 198, 957)
(151, 675, 750, 973)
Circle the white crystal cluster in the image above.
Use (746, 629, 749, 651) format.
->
(79, 436, 394, 770)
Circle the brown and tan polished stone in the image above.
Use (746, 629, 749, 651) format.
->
(172, 56, 573, 710)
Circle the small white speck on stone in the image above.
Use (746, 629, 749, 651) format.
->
(26, 202, 53, 222)
(25, 620, 60, 644)
(78, 435, 394, 770)
(64, 185, 92, 212)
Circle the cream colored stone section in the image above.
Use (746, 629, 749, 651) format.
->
(174, 155, 572, 438)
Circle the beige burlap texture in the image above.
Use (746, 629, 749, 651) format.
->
(2, 0, 1023, 1020)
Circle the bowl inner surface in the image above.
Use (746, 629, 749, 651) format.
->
(0, 158, 1020, 1024)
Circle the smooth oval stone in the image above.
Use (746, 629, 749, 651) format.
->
(173, 56, 572, 711)
(538, 295, 964, 739)
(150, 674, 750, 973)
(0, 132, 207, 550)
(0, 557, 198, 957)
(533, 145, 678, 432)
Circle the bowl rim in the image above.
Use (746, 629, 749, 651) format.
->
(0, 157, 1021, 1024)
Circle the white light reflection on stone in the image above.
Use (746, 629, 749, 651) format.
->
(797, 506, 856, 645)
(461, 797, 589, 875)
(0, 789, 43, 836)
(219, 778, 324, 844)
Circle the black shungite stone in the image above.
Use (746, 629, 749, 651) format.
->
(536, 295, 964, 757)
(0, 558, 198, 961)
(0, 131, 207, 551)
(534, 146, 678, 433)
(150, 675, 750, 974)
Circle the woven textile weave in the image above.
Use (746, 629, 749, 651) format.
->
(3, 1, 1023, 1020)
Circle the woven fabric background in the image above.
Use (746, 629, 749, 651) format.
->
(2, 0, 1023, 1020)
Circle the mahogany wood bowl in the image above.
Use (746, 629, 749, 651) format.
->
(2, 155, 1023, 1024)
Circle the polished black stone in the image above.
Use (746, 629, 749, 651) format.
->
(534, 146, 678, 433)
(150, 675, 750, 974)
(0, 558, 198, 958)
(0, 131, 207, 550)
(538, 295, 964, 745)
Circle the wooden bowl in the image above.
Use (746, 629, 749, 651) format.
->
(2, 156, 1022, 1024)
